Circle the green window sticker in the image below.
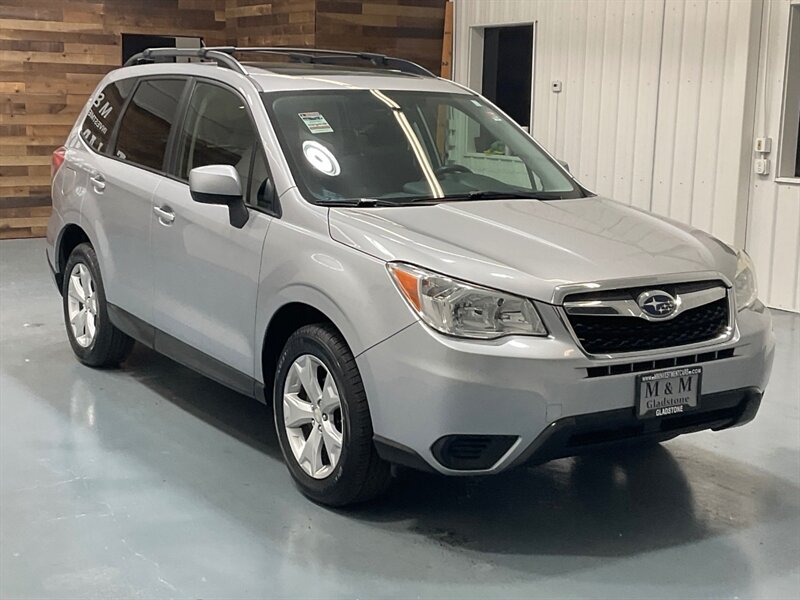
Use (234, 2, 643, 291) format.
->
(299, 112, 334, 134)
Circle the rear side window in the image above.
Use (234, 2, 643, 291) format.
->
(114, 78, 186, 171)
(80, 79, 134, 153)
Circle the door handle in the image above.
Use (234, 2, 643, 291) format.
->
(89, 174, 105, 192)
(153, 205, 175, 225)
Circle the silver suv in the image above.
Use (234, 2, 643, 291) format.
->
(46, 47, 775, 506)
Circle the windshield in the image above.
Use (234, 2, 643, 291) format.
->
(262, 89, 586, 205)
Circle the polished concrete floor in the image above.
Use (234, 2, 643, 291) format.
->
(1, 237, 799, 599)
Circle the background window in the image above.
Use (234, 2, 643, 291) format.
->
(176, 82, 260, 200)
(779, 5, 800, 178)
(114, 78, 186, 171)
(80, 79, 135, 153)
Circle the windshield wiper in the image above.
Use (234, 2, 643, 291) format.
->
(442, 190, 564, 201)
(320, 192, 561, 207)
(400, 190, 557, 203)
(317, 198, 400, 207)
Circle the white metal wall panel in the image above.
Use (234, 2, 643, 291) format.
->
(747, 0, 800, 313)
(651, 0, 760, 247)
(453, 0, 665, 209)
(454, 0, 798, 312)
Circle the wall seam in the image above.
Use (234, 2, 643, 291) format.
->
(610, 0, 626, 197)
(647, 0, 669, 212)
(688, 0, 710, 227)
(629, 1, 645, 204)
(593, 0, 610, 188)
(666, 1, 687, 218)
(708, 0, 731, 237)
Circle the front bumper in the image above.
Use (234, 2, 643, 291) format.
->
(357, 303, 775, 475)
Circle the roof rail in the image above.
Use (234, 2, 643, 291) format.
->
(233, 47, 436, 77)
(123, 46, 435, 78)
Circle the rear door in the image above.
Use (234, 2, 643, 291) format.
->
(79, 77, 188, 324)
(150, 80, 274, 386)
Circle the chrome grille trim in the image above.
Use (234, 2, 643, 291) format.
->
(557, 284, 738, 360)
(563, 285, 726, 322)
(550, 270, 734, 304)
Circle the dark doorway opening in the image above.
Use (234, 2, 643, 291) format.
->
(481, 25, 533, 130)
(122, 34, 177, 65)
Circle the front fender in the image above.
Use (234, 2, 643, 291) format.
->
(254, 215, 416, 384)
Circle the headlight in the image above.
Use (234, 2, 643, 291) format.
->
(387, 262, 547, 339)
(734, 249, 758, 311)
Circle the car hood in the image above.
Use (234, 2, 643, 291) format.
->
(328, 197, 737, 302)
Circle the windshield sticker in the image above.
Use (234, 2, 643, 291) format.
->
(299, 112, 334, 134)
(303, 140, 340, 176)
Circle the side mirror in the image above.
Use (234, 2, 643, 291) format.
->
(189, 165, 249, 229)
(556, 159, 571, 173)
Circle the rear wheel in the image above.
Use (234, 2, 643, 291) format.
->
(62, 243, 133, 367)
(274, 323, 390, 506)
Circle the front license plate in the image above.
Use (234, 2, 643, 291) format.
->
(636, 366, 702, 419)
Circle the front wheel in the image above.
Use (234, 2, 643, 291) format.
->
(273, 324, 390, 506)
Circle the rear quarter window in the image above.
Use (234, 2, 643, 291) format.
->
(80, 79, 135, 153)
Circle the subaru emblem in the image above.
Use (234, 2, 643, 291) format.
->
(637, 290, 678, 319)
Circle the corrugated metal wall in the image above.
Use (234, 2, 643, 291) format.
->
(453, 0, 799, 312)
(747, 0, 800, 313)
(453, 0, 667, 212)
(651, 0, 760, 248)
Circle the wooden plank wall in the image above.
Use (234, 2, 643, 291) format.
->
(315, 0, 446, 74)
(225, 0, 315, 47)
(440, 0, 452, 78)
(0, 0, 226, 239)
(0, 0, 446, 239)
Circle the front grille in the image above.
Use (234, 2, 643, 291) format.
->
(565, 293, 730, 355)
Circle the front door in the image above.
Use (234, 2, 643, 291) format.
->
(151, 80, 274, 387)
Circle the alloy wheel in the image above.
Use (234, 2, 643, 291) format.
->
(66, 263, 98, 348)
(283, 354, 344, 479)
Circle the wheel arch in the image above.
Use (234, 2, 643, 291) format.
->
(259, 296, 357, 404)
(54, 223, 93, 293)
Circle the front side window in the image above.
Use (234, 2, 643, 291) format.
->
(263, 89, 584, 205)
(176, 82, 266, 205)
(114, 78, 186, 171)
(80, 79, 135, 153)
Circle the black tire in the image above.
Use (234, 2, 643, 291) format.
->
(62, 243, 134, 367)
(273, 323, 391, 507)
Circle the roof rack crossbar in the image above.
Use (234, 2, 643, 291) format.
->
(123, 47, 248, 75)
(124, 46, 435, 78)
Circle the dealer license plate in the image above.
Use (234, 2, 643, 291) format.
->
(636, 366, 702, 419)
